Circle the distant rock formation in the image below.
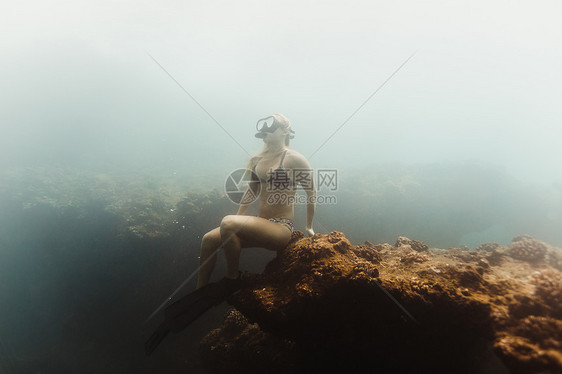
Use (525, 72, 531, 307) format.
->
(200, 232, 562, 373)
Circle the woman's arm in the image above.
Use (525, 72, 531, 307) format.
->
(305, 187, 316, 236)
(236, 199, 251, 215)
(292, 152, 316, 236)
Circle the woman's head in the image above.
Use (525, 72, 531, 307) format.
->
(255, 113, 294, 147)
(247, 113, 294, 170)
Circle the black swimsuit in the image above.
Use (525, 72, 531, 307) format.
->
(253, 149, 291, 183)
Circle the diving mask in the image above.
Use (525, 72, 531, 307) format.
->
(255, 116, 295, 139)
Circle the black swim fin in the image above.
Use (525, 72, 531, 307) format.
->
(165, 281, 223, 321)
(145, 321, 170, 356)
(145, 275, 243, 356)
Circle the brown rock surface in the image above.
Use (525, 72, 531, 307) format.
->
(395, 235, 429, 252)
(200, 232, 562, 373)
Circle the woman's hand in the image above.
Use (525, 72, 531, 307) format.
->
(305, 227, 315, 237)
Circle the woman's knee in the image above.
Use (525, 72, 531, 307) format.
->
(220, 215, 238, 233)
(201, 230, 221, 252)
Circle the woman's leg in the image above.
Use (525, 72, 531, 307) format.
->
(220, 215, 292, 280)
(196, 227, 221, 288)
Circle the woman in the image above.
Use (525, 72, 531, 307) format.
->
(196, 113, 316, 288)
(145, 118, 315, 355)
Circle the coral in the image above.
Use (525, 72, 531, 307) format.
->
(506, 236, 548, 263)
(486, 247, 507, 266)
(364, 240, 393, 251)
(200, 232, 562, 373)
(513, 234, 535, 242)
(400, 251, 430, 265)
(546, 247, 562, 272)
(494, 325, 562, 373)
(352, 244, 383, 263)
(476, 242, 500, 252)
(199, 309, 297, 374)
(394, 236, 429, 252)
(530, 270, 562, 319)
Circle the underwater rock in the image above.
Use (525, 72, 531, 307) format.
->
(364, 240, 393, 252)
(199, 309, 297, 374)
(200, 232, 562, 373)
(476, 242, 501, 252)
(506, 235, 548, 263)
(394, 235, 429, 252)
(400, 250, 430, 265)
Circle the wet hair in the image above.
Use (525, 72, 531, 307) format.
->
(270, 113, 292, 146)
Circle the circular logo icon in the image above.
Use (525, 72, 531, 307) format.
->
(224, 168, 261, 204)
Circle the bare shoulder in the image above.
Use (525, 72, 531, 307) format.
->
(249, 155, 261, 165)
(286, 149, 311, 169)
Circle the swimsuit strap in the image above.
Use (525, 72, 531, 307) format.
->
(252, 157, 263, 172)
(253, 150, 288, 171)
(278, 149, 288, 169)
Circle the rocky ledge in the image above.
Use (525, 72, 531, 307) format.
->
(199, 232, 562, 373)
